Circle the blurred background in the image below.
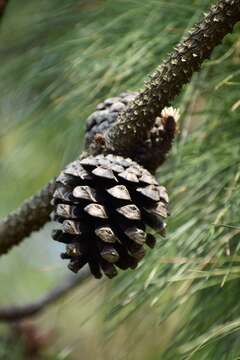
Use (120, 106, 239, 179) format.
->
(0, 0, 240, 359)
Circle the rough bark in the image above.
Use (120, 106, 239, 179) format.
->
(105, 0, 240, 155)
(0, 180, 56, 255)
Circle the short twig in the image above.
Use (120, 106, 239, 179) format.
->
(0, 268, 91, 322)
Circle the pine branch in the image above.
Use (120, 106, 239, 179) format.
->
(0, 0, 239, 257)
(105, 0, 240, 155)
(0, 269, 90, 322)
(0, 180, 56, 255)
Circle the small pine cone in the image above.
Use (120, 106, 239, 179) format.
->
(85, 93, 179, 171)
(85, 92, 138, 147)
(51, 154, 169, 279)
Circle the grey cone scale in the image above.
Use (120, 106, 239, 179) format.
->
(116, 204, 141, 220)
(73, 186, 97, 202)
(95, 227, 118, 243)
(107, 185, 132, 200)
(124, 227, 147, 245)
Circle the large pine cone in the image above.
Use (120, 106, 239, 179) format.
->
(52, 154, 169, 279)
(85, 92, 179, 171)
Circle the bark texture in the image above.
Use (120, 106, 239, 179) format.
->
(105, 0, 240, 155)
(0, 180, 56, 255)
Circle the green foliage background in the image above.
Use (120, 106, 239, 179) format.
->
(0, 0, 239, 359)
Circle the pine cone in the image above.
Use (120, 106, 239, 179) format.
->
(85, 92, 179, 171)
(85, 92, 138, 147)
(52, 154, 169, 279)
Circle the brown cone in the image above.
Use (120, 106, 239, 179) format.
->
(52, 154, 169, 279)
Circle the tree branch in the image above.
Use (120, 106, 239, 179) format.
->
(0, 180, 56, 255)
(0, 0, 239, 257)
(0, 268, 91, 322)
(105, 0, 240, 155)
